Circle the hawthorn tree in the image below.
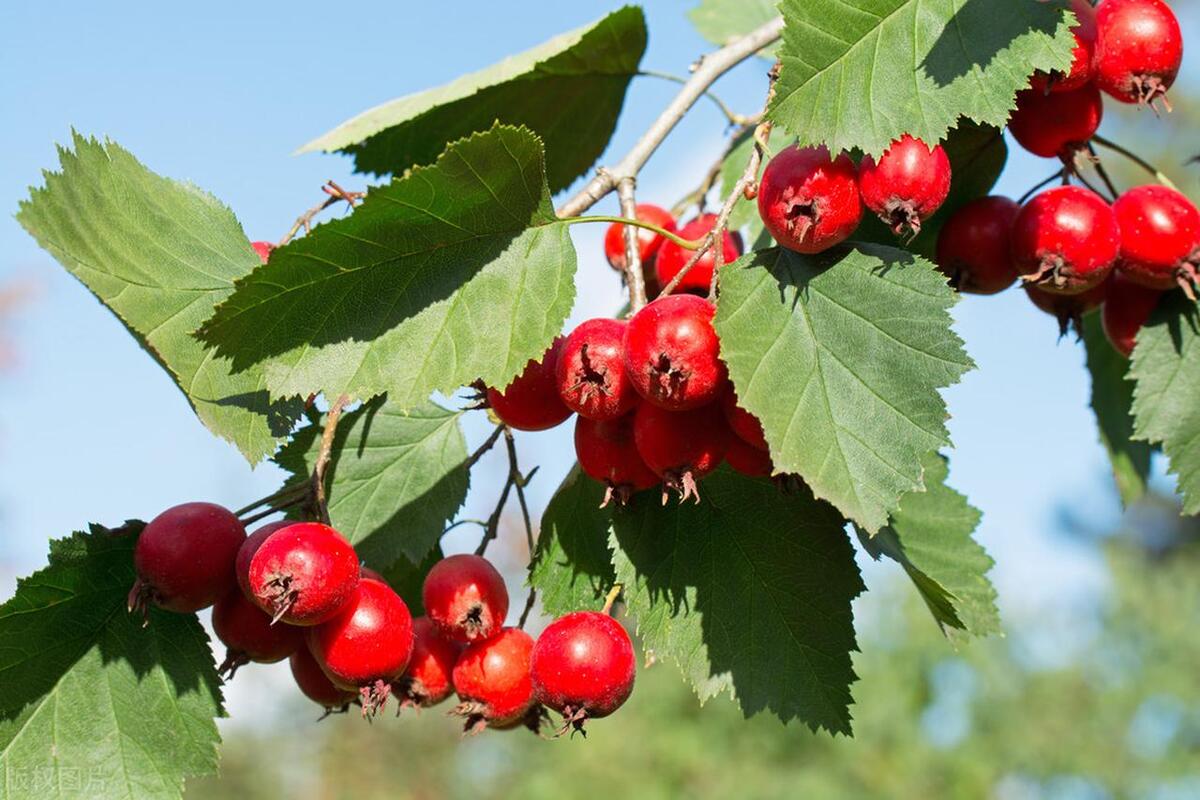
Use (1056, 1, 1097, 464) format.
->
(1, 1, 1195, 797)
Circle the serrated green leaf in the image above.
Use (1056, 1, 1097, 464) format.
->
(688, 0, 780, 58)
(714, 245, 972, 532)
(198, 125, 577, 407)
(1082, 313, 1151, 507)
(16, 134, 302, 464)
(274, 397, 469, 567)
(0, 523, 223, 800)
(528, 467, 616, 617)
(769, 0, 1076, 157)
(611, 467, 863, 733)
(858, 452, 999, 642)
(1130, 294, 1200, 514)
(298, 7, 646, 193)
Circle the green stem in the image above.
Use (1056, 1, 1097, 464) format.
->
(1091, 134, 1179, 191)
(562, 215, 704, 250)
(638, 70, 752, 126)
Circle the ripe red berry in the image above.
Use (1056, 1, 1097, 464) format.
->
(574, 412, 660, 506)
(247, 522, 360, 626)
(306, 577, 414, 717)
(624, 294, 727, 411)
(395, 616, 462, 709)
(1112, 185, 1200, 293)
(129, 502, 246, 617)
(654, 213, 743, 294)
(1093, 0, 1183, 110)
(603, 204, 677, 271)
(935, 196, 1022, 294)
(290, 645, 356, 713)
(633, 401, 729, 503)
(486, 337, 572, 431)
(422, 554, 509, 643)
(1029, 0, 1098, 93)
(758, 145, 862, 254)
(531, 611, 636, 734)
(250, 241, 274, 263)
(725, 436, 774, 478)
(1007, 85, 1103, 161)
(212, 588, 304, 679)
(857, 135, 952, 237)
(720, 387, 767, 451)
(1012, 187, 1120, 294)
(555, 318, 638, 421)
(452, 627, 538, 734)
(235, 519, 292, 600)
(1025, 279, 1110, 337)
(1102, 274, 1164, 357)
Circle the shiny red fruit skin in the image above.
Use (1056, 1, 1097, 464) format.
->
(1007, 85, 1103, 160)
(452, 627, 537, 727)
(654, 213, 743, 295)
(250, 241, 274, 263)
(212, 588, 304, 668)
(604, 204, 677, 271)
(235, 520, 292, 601)
(1029, 0, 1098, 93)
(725, 437, 774, 478)
(857, 135, 951, 236)
(1102, 274, 1164, 357)
(720, 387, 767, 451)
(531, 611, 636, 721)
(248, 522, 360, 626)
(1025, 279, 1110, 337)
(421, 554, 509, 643)
(132, 502, 246, 613)
(623, 294, 727, 411)
(486, 337, 572, 431)
(555, 318, 638, 421)
(758, 145, 862, 254)
(396, 616, 462, 707)
(935, 196, 1022, 294)
(574, 412, 661, 498)
(1112, 185, 1200, 290)
(290, 645, 357, 710)
(633, 402, 729, 482)
(1093, 0, 1182, 106)
(307, 578, 414, 691)
(1012, 187, 1120, 294)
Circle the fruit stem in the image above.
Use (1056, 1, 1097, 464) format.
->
(1085, 143, 1121, 201)
(637, 69, 757, 127)
(1018, 168, 1067, 205)
(1091, 135, 1179, 191)
(310, 394, 350, 526)
(601, 584, 623, 616)
(464, 424, 505, 470)
(234, 481, 310, 518)
(562, 215, 702, 250)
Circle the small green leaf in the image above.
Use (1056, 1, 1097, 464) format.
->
(274, 397, 469, 567)
(714, 246, 972, 532)
(689, 0, 780, 58)
(528, 467, 616, 617)
(298, 7, 646, 192)
(0, 524, 223, 800)
(199, 125, 577, 407)
(611, 467, 863, 733)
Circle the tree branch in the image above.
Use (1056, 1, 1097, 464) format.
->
(617, 177, 649, 312)
(311, 394, 350, 525)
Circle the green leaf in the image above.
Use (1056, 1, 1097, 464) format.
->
(1131, 295, 1200, 514)
(199, 125, 577, 407)
(297, 8, 646, 193)
(274, 397, 469, 567)
(611, 467, 863, 733)
(858, 452, 999, 642)
(689, 0, 780, 58)
(379, 546, 444, 616)
(0, 523, 223, 800)
(714, 246, 972, 532)
(16, 134, 302, 463)
(528, 467, 616, 617)
(769, 0, 1076, 157)
(1082, 313, 1151, 507)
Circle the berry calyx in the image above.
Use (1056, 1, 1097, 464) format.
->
(574, 412, 660, 506)
(758, 145, 862, 254)
(1029, 0, 1098, 93)
(422, 554, 509, 643)
(720, 387, 767, 451)
(555, 318, 638, 421)
(531, 611, 636, 736)
(235, 519, 292, 601)
(1007, 85, 1103, 161)
(725, 436, 774, 478)
(623, 294, 727, 411)
(653, 213, 743, 295)
(935, 196, 1021, 294)
(1012, 186, 1120, 294)
(603, 204, 677, 271)
(395, 616, 462, 710)
(633, 401, 729, 503)
(306, 577, 414, 718)
(1093, 0, 1183, 111)
(212, 588, 304, 679)
(857, 135, 952, 237)
(290, 645, 356, 714)
(1025, 279, 1110, 338)
(250, 241, 274, 263)
(1102, 274, 1164, 357)
(1112, 185, 1200, 295)
(128, 502, 246, 618)
(247, 522, 360, 626)
(451, 627, 540, 734)
(485, 337, 572, 431)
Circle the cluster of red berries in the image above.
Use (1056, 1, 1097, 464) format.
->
(129, 504, 635, 733)
(603, 203, 744, 295)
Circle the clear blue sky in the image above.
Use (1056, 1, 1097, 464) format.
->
(1, 1, 1193, 656)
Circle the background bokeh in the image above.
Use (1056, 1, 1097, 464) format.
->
(1, 2, 1198, 798)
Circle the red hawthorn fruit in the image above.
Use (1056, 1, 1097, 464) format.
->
(212, 588, 304, 679)
(235, 519, 293, 601)
(1093, 0, 1183, 110)
(250, 241, 274, 263)
(604, 204, 677, 271)
(1012, 186, 1120, 294)
(486, 337, 573, 431)
(247, 522, 360, 626)
(935, 196, 1022, 294)
(623, 294, 727, 411)
(1025, 278, 1111, 337)
(1102, 274, 1165, 357)
(290, 645, 357, 713)
(1112, 185, 1200, 294)
(1007, 85, 1103, 161)
(574, 412, 661, 506)
(452, 627, 540, 734)
(857, 135, 952, 237)
(758, 145, 862, 254)
(531, 611, 637, 735)
(725, 436, 774, 478)
(395, 616, 462, 709)
(1030, 0, 1099, 93)
(654, 213, 743, 295)
(720, 387, 768, 451)
(555, 318, 638, 421)
(421, 554, 510, 643)
(633, 401, 729, 503)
